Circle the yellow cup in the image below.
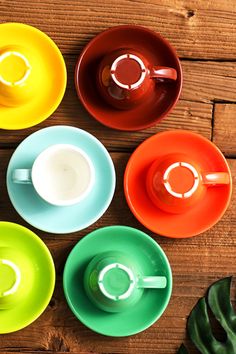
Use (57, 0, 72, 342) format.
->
(0, 45, 38, 107)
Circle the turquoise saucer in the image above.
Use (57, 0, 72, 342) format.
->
(7, 126, 116, 234)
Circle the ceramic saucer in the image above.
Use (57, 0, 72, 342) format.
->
(75, 25, 182, 131)
(0, 222, 55, 333)
(63, 226, 172, 337)
(7, 126, 116, 234)
(124, 130, 232, 238)
(0, 23, 66, 129)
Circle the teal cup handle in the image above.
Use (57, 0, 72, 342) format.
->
(137, 276, 167, 289)
(12, 169, 32, 184)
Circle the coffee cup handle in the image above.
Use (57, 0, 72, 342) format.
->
(202, 172, 230, 186)
(150, 66, 177, 81)
(12, 169, 32, 184)
(137, 276, 167, 289)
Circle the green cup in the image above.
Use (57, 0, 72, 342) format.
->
(84, 251, 167, 313)
(0, 247, 31, 309)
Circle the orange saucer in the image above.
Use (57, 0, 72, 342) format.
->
(124, 131, 232, 238)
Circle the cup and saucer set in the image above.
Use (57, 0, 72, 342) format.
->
(0, 222, 55, 334)
(0, 23, 233, 336)
(7, 126, 116, 234)
(0, 22, 66, 130)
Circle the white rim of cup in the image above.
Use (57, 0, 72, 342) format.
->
(98, 263, 135, 301)
(0, 259, 21, 297)
(110, 54, 146, 90)
(31, 144, 95, 207)
(163, 162, 200, 199)
(0, 51, 31, 87)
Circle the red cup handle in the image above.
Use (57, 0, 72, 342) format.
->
(150, 66, 177, 81)
(202, 172, 230, 186)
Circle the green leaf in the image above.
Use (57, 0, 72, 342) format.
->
(178, 277, 236, 354)
(208, 276, 236, 353)
(177, 344, 189, 354)
(188, 297, 223, 353)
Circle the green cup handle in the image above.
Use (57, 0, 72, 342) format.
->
(137, 276, 167, 289)
(12, 169, 32, 184)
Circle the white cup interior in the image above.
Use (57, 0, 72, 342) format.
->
(32, 144, 94, 206)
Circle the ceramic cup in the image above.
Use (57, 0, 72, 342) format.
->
(0, 45, 38, 107)
(0, 247, 29, 309)
(97, 49, 177, 110)
(84, 251, 167, 313)
(146, 153, 230, 214)
(12, 144, 95, 207)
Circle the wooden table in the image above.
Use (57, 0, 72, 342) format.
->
(0, 1, 235, 353)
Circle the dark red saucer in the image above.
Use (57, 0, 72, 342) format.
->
(75, 25, 183, 131)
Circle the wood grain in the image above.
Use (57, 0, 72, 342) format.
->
(2, 57, 236, 149)
(1, 151, 235, 249)
(0, 0, 236, 60)
(181, 61, 236, 104)
(0, 1, 236, 353)
(0, 95, 213, 151)
(213, 104, 236, 157)
(0, 150, 235, 353)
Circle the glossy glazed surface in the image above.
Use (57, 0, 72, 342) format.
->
(124, 130, 232, 238)
(0, 222, 55, 333)
(0, 23, 67, 130)
(7, 126, 116, 234)
(75, 25, 182, 131)
(63, 226, 172, 336)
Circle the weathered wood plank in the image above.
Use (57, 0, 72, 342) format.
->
(2, 58, 236, 150)
(182, 61, 236, 104)
(0, 275, 235, 353)
(0, 0, 236, 60)
(2, 56, 229, 149)
(0, 151, 235, 353)
(0, 97, 213, 150)
(213, 104, 236, 157)
(0, 1, 236, 352)
(0, 151, 235, 248)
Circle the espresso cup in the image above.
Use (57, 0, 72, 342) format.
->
(84, 251, 167, 313)
(97, 48, 177, 110)
(0, 247, 27, 309)
(0, 45, 38, 107)
(146, 153, 230, 214)
(12, 144, 95, 207)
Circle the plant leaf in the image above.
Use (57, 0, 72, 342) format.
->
(208, 276, 236, 353)
(177, 344, 189, 354)
(178, 277, 236, 354)
(188, 297, 223, 353)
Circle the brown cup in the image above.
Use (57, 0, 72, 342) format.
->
(75, 25, 183, 131)
(97, 49, 177, 110)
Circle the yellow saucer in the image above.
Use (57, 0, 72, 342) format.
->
(0, 23, 67, 130)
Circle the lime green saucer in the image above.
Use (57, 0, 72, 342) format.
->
(63, 226, 172, 337)
(0, 222, 55, 333)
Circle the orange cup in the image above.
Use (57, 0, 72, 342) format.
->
(146, 154, 230, 214)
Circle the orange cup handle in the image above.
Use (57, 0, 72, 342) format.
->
(202, 172, 230, 186)
(150, 66, 177, 81)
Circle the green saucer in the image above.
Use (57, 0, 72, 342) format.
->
(63, 226, 172, 337)
(0, 222, 55, 333)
